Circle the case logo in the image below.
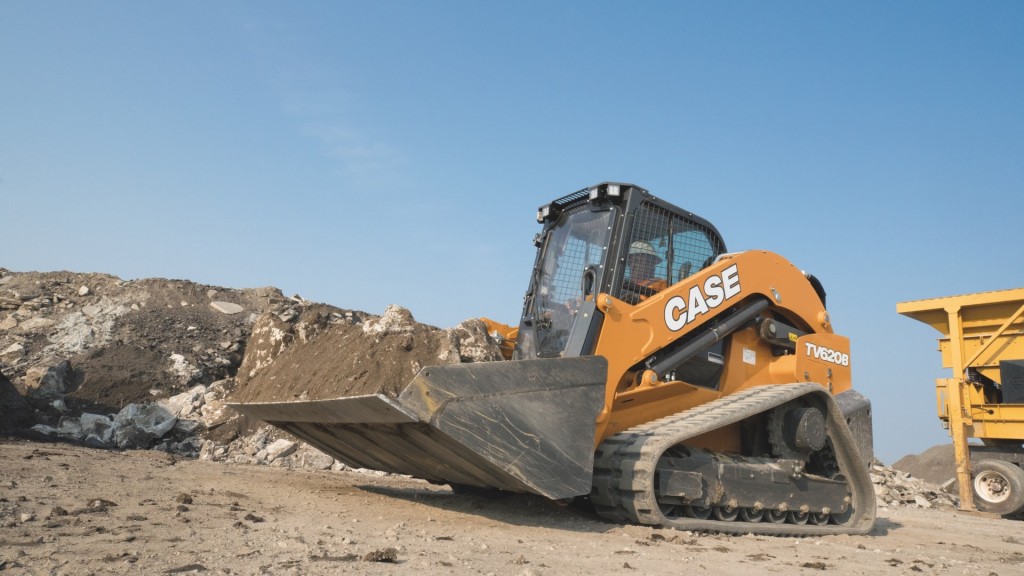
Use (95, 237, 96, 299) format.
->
(664, 264, 741, 332)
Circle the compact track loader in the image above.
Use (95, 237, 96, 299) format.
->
(231, 183, 876, 535)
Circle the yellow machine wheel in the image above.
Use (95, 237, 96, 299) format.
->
(971, 459, 1024, 515)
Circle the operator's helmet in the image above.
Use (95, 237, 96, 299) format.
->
(628, 241, 662, 261)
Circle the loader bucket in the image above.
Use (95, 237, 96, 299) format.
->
(228, 356, 608, 500)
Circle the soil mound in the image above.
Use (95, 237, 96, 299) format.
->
(0, 268, 288, 412)
(1, 267, 505, 470)
(891, 444, 956, 486)
(230, 304, 503, 403)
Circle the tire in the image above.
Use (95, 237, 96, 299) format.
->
(971, 459, 1024, 515)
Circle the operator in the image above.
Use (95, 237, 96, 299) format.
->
(623, 241, 667, 304)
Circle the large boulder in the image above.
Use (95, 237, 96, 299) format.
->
(80, 413, 115, 446)
(112, 404, 177, 449)
(22, 357, 71, 399)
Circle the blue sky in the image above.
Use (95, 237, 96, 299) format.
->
(2, 2, 1022, 464)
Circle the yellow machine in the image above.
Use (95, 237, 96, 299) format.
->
(898, 288, 1024, 515)
(232, 183, 876, 535)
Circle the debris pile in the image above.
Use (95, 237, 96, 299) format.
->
(1, 267, 504, 471)
(0, 267, 292, 416)
(230, 303, 503, 404)
(869, 459, 958, 510)
(28, 379, 234, 454)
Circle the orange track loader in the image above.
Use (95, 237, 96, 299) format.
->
(231, 183, 876, 535)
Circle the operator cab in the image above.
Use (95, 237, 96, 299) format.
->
(516, 183, 726, 362)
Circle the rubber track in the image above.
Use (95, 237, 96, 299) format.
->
(590, 384, 877, 536)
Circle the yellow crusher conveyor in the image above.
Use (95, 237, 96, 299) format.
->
(898, 288, 1024, 515)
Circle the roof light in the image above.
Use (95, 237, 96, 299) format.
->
(537, 204, 553, 223)
(588, 187, 600, 200)
(607, 184, 621, 197)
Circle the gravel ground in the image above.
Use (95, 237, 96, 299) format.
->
(2, 438, 1023, 576)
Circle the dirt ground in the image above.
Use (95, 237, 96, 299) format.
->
(2, 439, 1021, 576)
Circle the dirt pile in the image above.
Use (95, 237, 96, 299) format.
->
(0, 267, 292, 418)
(0, 267, 333, 458)
(891, 444, 956, 486)
(230, 304, 503, 404)
(1, 267, 504, 470)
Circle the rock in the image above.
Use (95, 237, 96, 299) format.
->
(210, 301, 244, 315)
(263, 439, 296, 462)
(78, 286, 90, 296)
(30, 424, 58, 436)
(44, 312, 96, 356)
(114, 424, 155, 449)
(869, 458, 958, 509)
(363, 548, 399, 563)
(161, 385, 208, 418)
(298, 449, 335, 470)
(168, 353, 202, 384)
(81, 305, 101, 317)
(12, 290, 39, 301)
(0, 343, 25, 360)
(47, 506, 68, 518)
(84, 434, 111, 449)
(236, 314, 295, 382)
(80, 413, 114, 444)
(439, 319, 504, 363)
(199, 399, 231, 428)
(112, 404, 177, 448)
(172, 419, 203, 435)
(57, 415, 83, 438)
(134, 404, 177, 437)
(0, 315, 17, 330)
(362, 305, 416, 335)
(23, 357, 71, 399)
(18, 317, 55, 331)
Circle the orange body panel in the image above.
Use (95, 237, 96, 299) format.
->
(591, 250, 847, 446)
